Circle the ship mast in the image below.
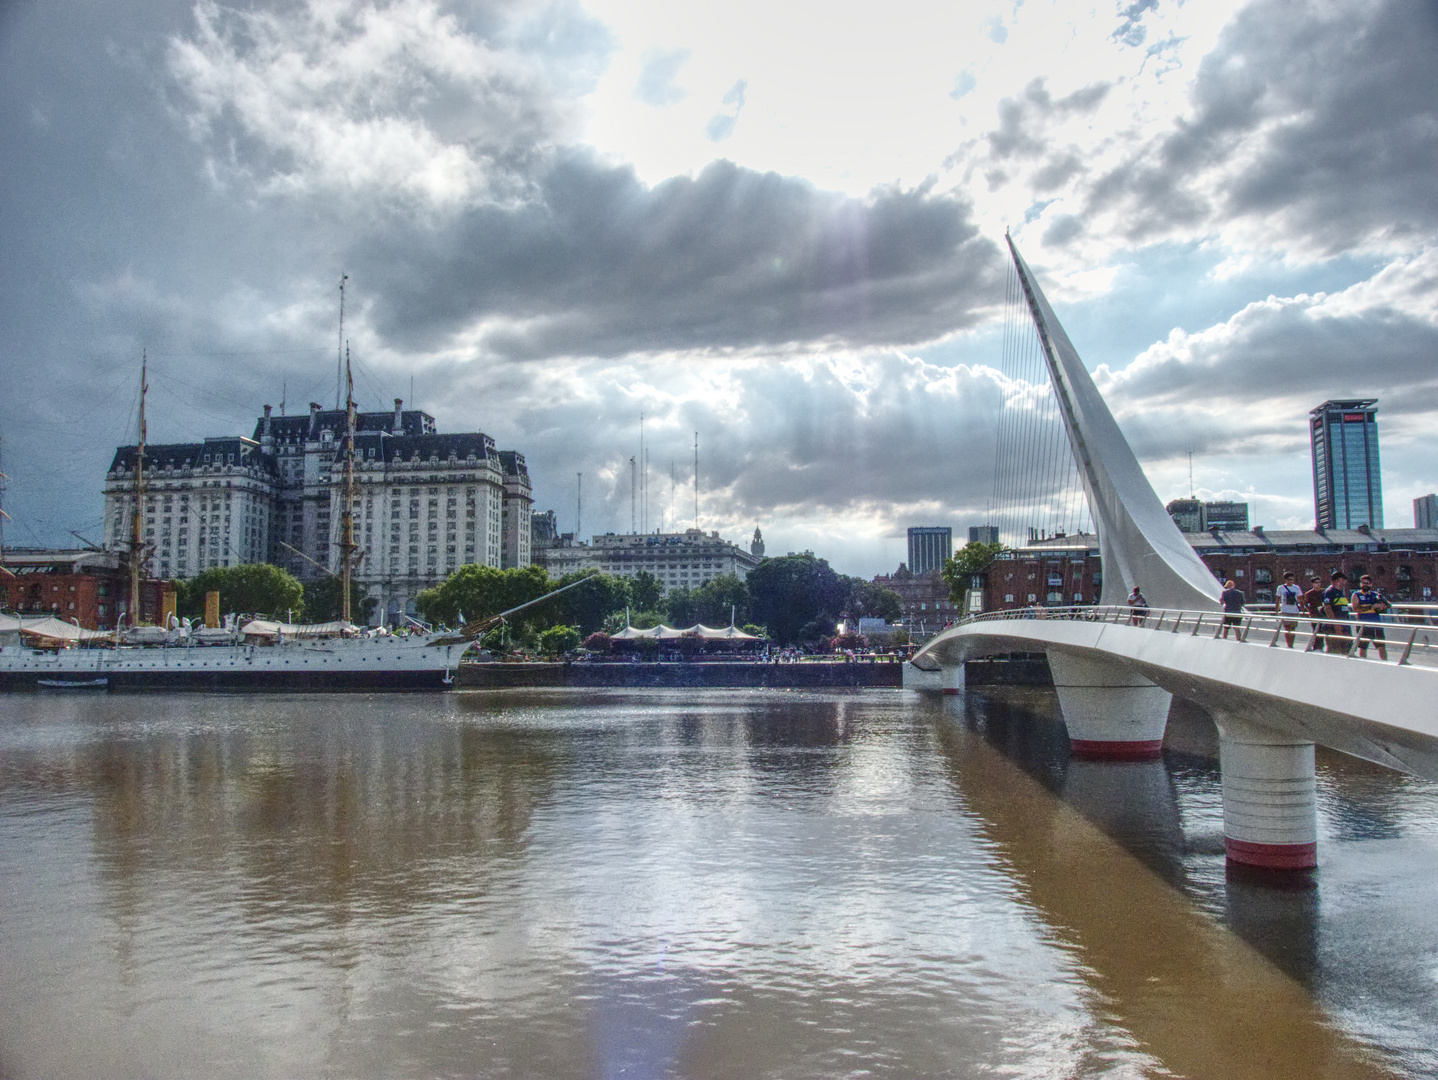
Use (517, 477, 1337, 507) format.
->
(129, 352, 148, 626)
(339, 345, 357, 624)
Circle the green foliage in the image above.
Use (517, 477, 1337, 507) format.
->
(177, 564, 304, 621)
(845, 579, 903, 622)
(582, 632, 612, 653)
(941, 542, 1006, 604)
(746, 553, 849, 646)
(547, 572, 631, 635)
(538, 624, 581, 657)
(415, 564, 550, 629)
(690, 573, 749, 626)
(740, 623, 767, 639)
(663, 586, 696, 627)
(829, 632, 867, 652)
(302, 576, 377, 624)
(627, 571, 664, 612)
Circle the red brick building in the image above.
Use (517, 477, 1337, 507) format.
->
(979, 528, 1438, 612)
(2, 549, 167, 629)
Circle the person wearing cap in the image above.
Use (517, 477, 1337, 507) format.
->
(1321, 571, 1353, 654)
(1274, 571, 1303, 648)
(1350, 573, 1390, 660)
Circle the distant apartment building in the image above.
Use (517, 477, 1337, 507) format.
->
(1415, 494, 1438, 530)
(536, 528, 762, 593)
(906, 526, 953, 575)
(968, 525, 1000, 545)
(1311, 398, 1383, 529)
(1167, 499, 1250, 533)
(103, 398, 533, 621)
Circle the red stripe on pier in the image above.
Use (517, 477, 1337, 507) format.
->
(1069, 738, 1164, 761)
(1224, 838, 1317, 870)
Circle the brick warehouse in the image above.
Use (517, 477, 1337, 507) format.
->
(980, 528, 1438, 612)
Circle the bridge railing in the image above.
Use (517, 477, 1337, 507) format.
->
(957, 604, 1438, 668)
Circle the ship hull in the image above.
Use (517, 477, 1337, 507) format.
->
(0, 640, 464, 692)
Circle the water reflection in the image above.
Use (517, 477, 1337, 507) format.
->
(0, 689, 1432, 1078)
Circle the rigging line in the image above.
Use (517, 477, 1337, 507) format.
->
(987, 259, 1017, 529)
(150, 347, 329, 358)
(992, 267, 1019, 543)
(1000, 262, 1029, 544)
(1010, 317, 1042, 544)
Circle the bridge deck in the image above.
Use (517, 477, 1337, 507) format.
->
(914, 606, 1438, 781)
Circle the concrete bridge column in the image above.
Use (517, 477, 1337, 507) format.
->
(942, 663, 966, 695)
(1047, 650, 1170, 760)
(1211, 712, 1317, 871)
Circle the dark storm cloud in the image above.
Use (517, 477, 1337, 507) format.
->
(1085, 0, 1438, 251)
(356, 155, 1004, 359)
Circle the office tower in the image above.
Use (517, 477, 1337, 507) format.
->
(1416, 494, 1438, 530)
(968, 525, 1000, 545)
(1310, 399, 1382, 529)
(907, 526, 953, 575)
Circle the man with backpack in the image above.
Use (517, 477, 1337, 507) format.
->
(1274, 571, 1303, 648)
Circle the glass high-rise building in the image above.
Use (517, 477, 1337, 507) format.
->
(907, 526, 953, 575)
(1310, 399, 1383, 529)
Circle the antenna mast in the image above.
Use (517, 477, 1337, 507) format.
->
(1187, 449, 1195, 498)
(576, 472, 583, 537)
(339, 345, 358, 623)
(129, 351, 148, 626)
(629, 456, 637, 534)
(0, 433, 8, 572)
(335, 273, 348, 410)
(693, 431, 699, 530)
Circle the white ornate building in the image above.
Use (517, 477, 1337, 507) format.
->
(103, 399, 533, 621)
(537, 528, 763, 592)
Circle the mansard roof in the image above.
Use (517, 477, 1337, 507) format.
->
(340, 430, 499, 465)
(253, 406, 437, 442)
(108, 436, 278, 477)
(496, 450, 528, 480)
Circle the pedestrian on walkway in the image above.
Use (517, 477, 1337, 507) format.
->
(1220, 579, 1245, 639)
(1322, 571, 1353, 654)
(1350, 573, 1390, 660)
(1303, 575, 1327, 651)
(1275, 571, 1303, 648)
(1127, 585, 1149, 626)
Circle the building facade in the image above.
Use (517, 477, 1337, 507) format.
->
(1, 549, 167, 629)
(907, 526, 953, 575)
(103, 398, 532, 621)
(1311, 399, 1383, 529)
(869, 567, 962, 631)
(536, 529, 761, 592)
(968, 525, 1000, 545)
(979, 527, 1438, 612)
(1166, 499, 1251, 533)
(1415, 494, 1437, 530)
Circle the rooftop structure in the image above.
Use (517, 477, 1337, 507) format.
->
(536, 528, 761, 593)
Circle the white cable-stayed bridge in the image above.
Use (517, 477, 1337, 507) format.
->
(910, 236, 1438, 871)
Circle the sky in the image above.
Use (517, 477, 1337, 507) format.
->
(2, 0, 1436, 578)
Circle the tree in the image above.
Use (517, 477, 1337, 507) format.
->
(547, 572, 630, 635)
(628, 571, 664, 612)
(745, 553, 849, 646)
(845, 579, 903, 622)
(538, 625, 581, 657)
(941, 542, 1006, 604)
(303, 576, 377, 624)
(663, 586, 697, 627)
(177, 564, 304, 622)
(690, 573, 749, 626)
(415, 564, 550, 630)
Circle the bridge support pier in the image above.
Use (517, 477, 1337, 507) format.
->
(1047, 650, 1170, 760)
(942, 664, 966, 695)
(1212, 713, 1317, 871)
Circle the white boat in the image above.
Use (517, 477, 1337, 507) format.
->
(0, 625, 469, 692)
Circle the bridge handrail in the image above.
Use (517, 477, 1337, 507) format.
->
(952, 603, 1438, 668)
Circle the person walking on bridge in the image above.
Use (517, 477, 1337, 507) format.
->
(1351, 573, 1390, 660)
(1220, 579, 1246, 639)
(1275, 571, 1303, 648)
(1303, 575, 1327, 652)
(1126, 585, 1149, 626)
(1322, 571, 1353, 654)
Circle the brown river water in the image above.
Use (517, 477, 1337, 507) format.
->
(1, 687, 1436, 1079)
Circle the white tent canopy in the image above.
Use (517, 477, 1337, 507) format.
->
(610, 623, 760, 641)
(0, 614, 114, 642)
